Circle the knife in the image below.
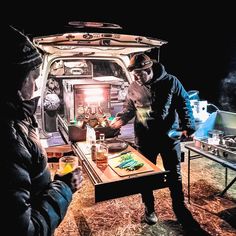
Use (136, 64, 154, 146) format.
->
(108, 151, 131, 159)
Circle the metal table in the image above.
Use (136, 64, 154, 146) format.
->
(185, 142, 236, 203)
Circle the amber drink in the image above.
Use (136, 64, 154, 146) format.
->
(96, 133, 108, 169)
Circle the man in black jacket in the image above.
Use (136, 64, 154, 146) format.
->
(0, 25, 83, 236)
(111, 53, 207, 234)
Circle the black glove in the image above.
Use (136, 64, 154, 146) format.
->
(54, 167, 83, 193)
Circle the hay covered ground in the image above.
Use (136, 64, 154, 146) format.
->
(54, 143, 236, 236)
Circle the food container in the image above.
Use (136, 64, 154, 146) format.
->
(208, 129, 224, 145)
(68, 125, 120, 142)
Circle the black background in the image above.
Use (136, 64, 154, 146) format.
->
(8, 3, 236, 110)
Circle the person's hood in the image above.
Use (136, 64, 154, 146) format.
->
(145, 62, 167, 85)
(1, 96, 40, 123)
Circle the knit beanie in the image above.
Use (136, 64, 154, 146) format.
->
(4, 25, 42, 96)
(7, 25, 42, 69)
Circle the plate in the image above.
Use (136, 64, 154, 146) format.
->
(105, 139, 128, 153)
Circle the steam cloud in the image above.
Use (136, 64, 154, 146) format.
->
(219, 71, 236, 112)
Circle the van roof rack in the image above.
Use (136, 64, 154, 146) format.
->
(68, 21, 122, 29)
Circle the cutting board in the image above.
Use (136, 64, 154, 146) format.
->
(108, 152, 154, 177)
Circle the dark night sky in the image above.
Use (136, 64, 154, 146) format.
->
(9, 3, 236, 110)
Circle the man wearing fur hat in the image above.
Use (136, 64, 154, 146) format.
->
(111, 53, 209, 235)
(0, 25, 83, 236)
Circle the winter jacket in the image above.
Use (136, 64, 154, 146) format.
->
(117, 63, 195, 146)
(0, 97, 72, 236)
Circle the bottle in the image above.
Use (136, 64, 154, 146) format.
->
(96, 133, 108, 170)
(102, 115, 109, 127)
(82, 115, 89, 129)
(91, 140, 97, 162)
(86, 125, 96, 147)
(99, 133, 105, 143)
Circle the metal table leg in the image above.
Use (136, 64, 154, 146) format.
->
(220, 176, 236, 196)
(187, 150, 202, 204)
(188, 149, 191, 204)
(225, 167, 228, 188)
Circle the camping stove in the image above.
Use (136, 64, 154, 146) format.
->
(195, 139, 236, 163)
(194, 110, 236, 163)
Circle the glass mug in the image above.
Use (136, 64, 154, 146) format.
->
(58, 156, 79, 175)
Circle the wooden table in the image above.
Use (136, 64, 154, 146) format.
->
(72, 141, 169, 202)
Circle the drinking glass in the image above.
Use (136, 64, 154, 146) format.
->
(58, 156, 79, 174)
